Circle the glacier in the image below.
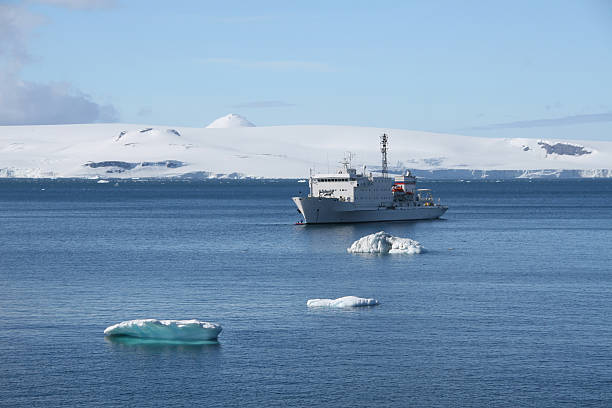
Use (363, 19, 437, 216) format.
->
(307, 296, 380, 308)
(1, 118, 612, 179)
(347, 231, 423, 254)
(103, 319, 222, 341)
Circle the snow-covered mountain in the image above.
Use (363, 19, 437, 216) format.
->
(206, 113, 255, 128)
(1, 123, 611, 179)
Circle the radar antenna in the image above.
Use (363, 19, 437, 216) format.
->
(340, 152, 355, 171)
(380, 133, 388, 178)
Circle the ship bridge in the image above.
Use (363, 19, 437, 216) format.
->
(310, 170, 358, 202)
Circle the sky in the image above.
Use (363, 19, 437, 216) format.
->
(1, 0, 611, 140)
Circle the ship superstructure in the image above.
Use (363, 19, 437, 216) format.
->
(292, 134, 447, 224)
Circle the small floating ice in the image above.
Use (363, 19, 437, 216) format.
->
(104, 319, 222, 341)
(347, 231, 423, 254)
(307, 296, 379, 308)
(97, 179, 110, 184)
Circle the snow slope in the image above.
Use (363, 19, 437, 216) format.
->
(1, 123, 611, 178)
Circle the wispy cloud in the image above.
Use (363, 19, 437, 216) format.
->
(217, 15, 274, 24)
(0, 3, 40, 71)
(30, 0, 117, 9)
(231, 100, 295, 109)
(203, 57, 334, 72)
(137, 106, 152, 117)
(470, 112, 612, 130)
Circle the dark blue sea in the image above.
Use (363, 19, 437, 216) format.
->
(1, 179, 611, 407)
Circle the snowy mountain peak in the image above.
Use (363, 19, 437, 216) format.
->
(206, 113, 255, 128)
(114, 128, 181, 143)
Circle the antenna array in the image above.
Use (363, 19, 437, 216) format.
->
(380, 133, 388, 177)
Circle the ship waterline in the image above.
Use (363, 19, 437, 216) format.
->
(293, 196, 447, 224)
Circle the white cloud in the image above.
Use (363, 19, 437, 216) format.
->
(0, 3, 119, 125)
(0, 73, 117, 125)
(0, 4, 40, 70)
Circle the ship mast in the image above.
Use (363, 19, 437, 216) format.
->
(340, 152, 355, 172)
(380, 133, 388, 178)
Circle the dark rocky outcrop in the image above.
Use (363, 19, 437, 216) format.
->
(538, 142, 591, 156)
(84, 160, 185, 173)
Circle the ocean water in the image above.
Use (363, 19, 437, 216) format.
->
(1, 179, 611, 407)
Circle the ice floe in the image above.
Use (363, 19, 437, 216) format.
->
(307, 296, 379, 308)
(103, 319, 222, 341)
(347, 231, 423, 254)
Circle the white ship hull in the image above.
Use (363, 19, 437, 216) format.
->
(293, 197, 447, 224)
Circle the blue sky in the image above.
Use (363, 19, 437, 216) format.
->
(1, 0, 611, 140)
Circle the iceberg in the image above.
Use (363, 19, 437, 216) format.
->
(103, 319, 222, 341)
(347, 231, 423, 254)
(307, 296, 379, 308)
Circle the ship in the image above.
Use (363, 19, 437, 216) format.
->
(292, 134, 447, 224)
